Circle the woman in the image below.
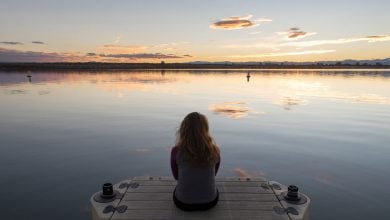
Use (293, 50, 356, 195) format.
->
(170, 112, 220, 211)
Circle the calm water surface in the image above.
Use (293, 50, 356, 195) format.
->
(1, 70, 390, 220)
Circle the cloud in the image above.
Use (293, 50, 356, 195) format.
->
(150, 41, 190, 51)
(363, 35, 390, 42)
(114, 35, 122, 43)
(0, 47, 191, 62)
(278, 27, 317, 40)
(100, 53, 187, 60)
(254, 18, 273, 22)
(86, 52, 97, 56)
(31, 41, 45, 44)
(100, 44, 148, 54)
(283, 35, 390, 47)
(365, 35, 388, 39)
(229, 49, 335, 58)
(0, 47, 84, 62)
(210, 15, 271, 30)
(99, 42, 190, 54)
(289, 30, 308, 39)
(250, 30, 262, 35)
(1, 41, 23, 45)
(223, 42, 279, 49)
(153, 41, 190, 48)
(223, 33, 390, 51)
(92, 42, 193, 60)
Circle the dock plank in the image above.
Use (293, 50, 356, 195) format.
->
(132, 180, 267, 187)
(217, 177, 267, 182)
(132, 177, 266, 182)
(123, 192, 278, 202)
(117, 200, 280, 210)
(109, 177, 288, 220)
(126, 185, 271, 194)
(112, 210, 289, 220)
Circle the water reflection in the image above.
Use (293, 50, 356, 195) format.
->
(209, 102, 260, 119)
(4, 89, 28, 95)
(116, 92, 124, 99)
(302, 91, 390, 105)
(134, 148, 151, 153)
(0, 71, 177, 86)
(246, 72, 251, 82)
(315, 172, 334, 186)
(2, 71, 390, 108)
(1, 70, 390, 220)
(2, 70, 390, 111)
(38, 90, 50, 95)
(234, 168, 251, 177)
(233, 168, 267, 178)
(275, 96, 308, 110)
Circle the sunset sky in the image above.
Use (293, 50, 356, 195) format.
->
(1, 0, 389, 63)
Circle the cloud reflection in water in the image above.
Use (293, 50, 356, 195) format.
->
(38, 90, 51, 95)
(275, 79, 390, 109)
(305, 92, 390, 105)
(4, 89, 28, 95)
(209, 102, 263, 119)
(275, 96, 308, 110)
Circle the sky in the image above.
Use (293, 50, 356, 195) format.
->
(1, 0, 390, 63)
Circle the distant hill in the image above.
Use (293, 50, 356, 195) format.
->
(187, 58, 390, 66)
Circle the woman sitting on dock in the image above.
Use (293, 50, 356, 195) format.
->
(170, 112, 221, 211)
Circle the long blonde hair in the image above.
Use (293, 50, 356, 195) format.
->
(176, 112, 219, 165)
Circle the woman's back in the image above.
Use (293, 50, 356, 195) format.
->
(172, 146, 219, 204)
(170, 112, 220, 210)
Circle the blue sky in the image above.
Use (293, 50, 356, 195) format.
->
(1, 0, 389, 62)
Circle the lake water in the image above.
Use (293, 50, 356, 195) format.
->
(1, 70, 390, 220)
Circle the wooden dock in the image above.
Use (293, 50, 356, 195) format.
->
(91, 176, 308, 220)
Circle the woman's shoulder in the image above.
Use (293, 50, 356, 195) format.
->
(171, 146, 180, 155)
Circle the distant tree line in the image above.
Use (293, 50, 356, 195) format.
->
(0, 61, 388, 71)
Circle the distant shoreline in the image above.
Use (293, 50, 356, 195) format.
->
(1, 62, 389, 71)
